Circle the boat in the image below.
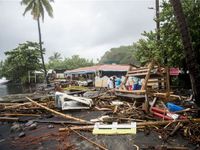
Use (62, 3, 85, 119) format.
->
(0, 77, 9, 85)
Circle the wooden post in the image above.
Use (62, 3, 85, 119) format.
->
(141, 61, 154, 90)
(166, 66, 170, 100)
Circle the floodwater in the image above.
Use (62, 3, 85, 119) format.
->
(0, 83, 35, 97)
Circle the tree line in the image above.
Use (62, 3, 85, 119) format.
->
(0, 42, 94, 83)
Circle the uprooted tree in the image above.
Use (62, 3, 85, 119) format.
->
(170, 0, 200, 107)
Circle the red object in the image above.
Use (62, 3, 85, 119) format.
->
(170, 68, 180, 76)
(151, 107, 168, 114)
(151, 107, 187, 120)
(152, 111, 173, 120)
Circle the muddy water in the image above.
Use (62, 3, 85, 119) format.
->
(0, 83, 35, 97)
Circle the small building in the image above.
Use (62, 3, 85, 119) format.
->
(47, 69, 66, 81)
(64, 64, 130, 87)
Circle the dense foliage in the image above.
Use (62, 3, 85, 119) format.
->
(47, 54, 94, 70)
(135, 0, 200, 67)
(99, 45, 139, 65)
(1, 42, 42, 83)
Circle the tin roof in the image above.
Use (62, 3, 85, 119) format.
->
(64, 64, 130, 74)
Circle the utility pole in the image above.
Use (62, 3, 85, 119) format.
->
(156, 0, 160, 41)
(156, 0, 167, 64)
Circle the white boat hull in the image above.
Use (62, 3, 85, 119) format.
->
(0, 78, 9, 84)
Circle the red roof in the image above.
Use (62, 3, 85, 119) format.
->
(65, 64, 130, 74)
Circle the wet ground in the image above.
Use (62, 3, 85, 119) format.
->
(0, 110, 197, 150)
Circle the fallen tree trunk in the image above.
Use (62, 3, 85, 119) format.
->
(26, 97, 90, 124)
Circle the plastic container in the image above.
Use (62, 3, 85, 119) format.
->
(166, 102, 184, 112)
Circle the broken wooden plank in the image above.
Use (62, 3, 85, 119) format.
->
(137, 118, 200, 126)
(32, 120, 93, 125)
(141, 61, 154, 90)
(115, 89, 146, 94)
(0, 117, 19, 122)
(128, 68, 149, 74)
(26, 97, 90, 124)
(0, 113, 40, 117)
(59, 118, 200, 132)
(59, 125, 94, 132)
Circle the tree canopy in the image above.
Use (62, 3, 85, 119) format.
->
(21, 0, 54, 21)
(134, 0, 200, 67)
(1, 41, 42, 83)
(99, 44, 139, 65)
(47, 54, 94, 70)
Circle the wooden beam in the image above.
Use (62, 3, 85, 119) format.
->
(0, 113, 40, 117)
(166, 66, 170, 100)
(141, 61, 154, 90)
(59, 118, 200, 132)
(0, 117, 19, 122)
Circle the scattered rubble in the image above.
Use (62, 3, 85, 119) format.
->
(0, 63, 199, 149)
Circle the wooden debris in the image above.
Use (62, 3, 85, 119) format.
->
(137, 118, 200, 126)
(59, 125, 94, 132)
(70, 128, 108, 150)
(0, 117, 19, 122)
(169, 122, 183, 136)
(59, 118, 200, 132)
(26, 97, 90, 124)
(32, 120, 92, 125)
(0, 113, 40, 117)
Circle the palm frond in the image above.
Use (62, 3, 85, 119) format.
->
(39, 0, 45, 21)
(22, 0, 34, 16)
(41, 0, 53, 18)
(31, 2, 38, 19)
(21, 0, 32, 5)
(22, 0, 53, 20)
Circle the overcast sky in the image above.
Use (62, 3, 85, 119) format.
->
(0, 0, 155, 62)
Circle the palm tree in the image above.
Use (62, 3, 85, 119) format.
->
(21, 0, 54, 84)
(170, 0, 200, 107)
(49, 52, 62, 61)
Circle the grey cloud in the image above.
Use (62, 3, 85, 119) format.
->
(0, 0, 155, 62)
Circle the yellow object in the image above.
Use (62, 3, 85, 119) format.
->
(92, 122, 136, 135)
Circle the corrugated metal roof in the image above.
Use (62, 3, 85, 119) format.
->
(65, 64, 130, 74)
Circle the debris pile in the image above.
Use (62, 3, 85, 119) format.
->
(0, 62, 200, 149)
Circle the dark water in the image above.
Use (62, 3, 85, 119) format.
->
(0, 83, 35, 97)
